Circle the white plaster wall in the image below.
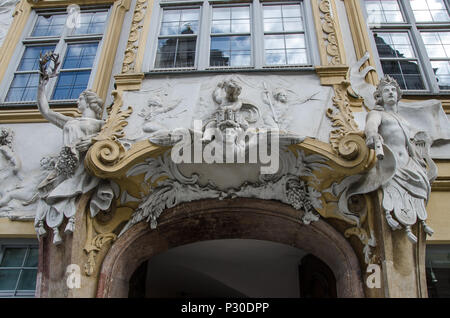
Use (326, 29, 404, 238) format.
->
(0, 0, 18, 48)
(2, 122, 62, 173)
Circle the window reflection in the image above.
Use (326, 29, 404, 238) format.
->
(410, 0, 450, 22)
(426, 245, 450, 298)
(365, 0, 404, 24)
(156, 8, 199, 68)
(210, 6, 251, 67)
(263, 4, 307, 66)
(374, 32, 425, 90)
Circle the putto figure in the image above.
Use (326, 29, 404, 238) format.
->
(35, 52, 116, 245)
(365, 75, 437, 243)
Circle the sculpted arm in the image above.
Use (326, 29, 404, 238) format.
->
(37, 52, 71, 129)
(365, 111, 382, 149)
(37, 80, 71, 129)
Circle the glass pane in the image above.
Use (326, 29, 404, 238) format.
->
(375, 32, 414, 58)
(410, 0, 450, 22)
(17, 269, 37, 291)
(31, 14, 67, 37)
(231, 20, 250, 33)
(264, 5, 282, 19)
(265, 35, 285, 50)
(160, 22, 179, 35)
(426, 245, 450, 298)
(210, 50, 230, 67)
(282, 4, 302, 18)
(232, 6, 250, 19)
(364, 0, 404, 23)
(18, 45, 56, 71)
(283, 17, 303, 32)
(231, 36, 251, 51)
(163, 10, 180, 22)
(175, 38, 196, 67)
(24, 248, 38, 268)
(52, 70, 91, 100)
(0, 248, 26, 267)
(230, 52, 251, 66)
(0, 269, 20, 290)
(431, 61, 450, 89)
(161, 8, 199, 35)
(285, 34, 305, 49)
(264, 18, 283, 32)
(286, 49, 307, 64)
(422, 32, 450, 58)
(62, 43, 99, 69)
(5, 73, 39, 102)
(73, 11, 107, 35)
(212, 20, 230, 34)
(213, 7, 230, 20)
(266, 50, 286, 65)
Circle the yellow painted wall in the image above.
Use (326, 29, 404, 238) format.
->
(427, 191, 450, 243)
(0, 219, 36, 238)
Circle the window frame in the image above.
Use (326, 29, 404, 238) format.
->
(144, 0, 319, 72)
(0, 6, 112, 106)
(0, 239, 39, 298)
(363, 0, 450, 94)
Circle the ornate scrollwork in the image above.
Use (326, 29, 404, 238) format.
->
(319, 0, 342, 65)
(122, 0, 148, 73)
(85, 90, 133, 175)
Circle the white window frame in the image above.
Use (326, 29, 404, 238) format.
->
(0, 6, 112, 106)
(143, 0, 319, 72)
(363, 0, 450, 94)
(0, 239, 39, 298)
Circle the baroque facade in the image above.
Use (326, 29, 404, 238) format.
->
(0, 0, 449, 298)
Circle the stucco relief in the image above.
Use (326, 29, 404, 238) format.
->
(0, 127, 38, 220)
(120, 74, 332, 147)
(0, 0, 19, 48)
(33, 53, 118, 245)
(340, 55, 450, 244)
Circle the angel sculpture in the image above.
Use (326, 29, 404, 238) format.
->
(35, 52, 116, 244)
(341, 70, 439, 243)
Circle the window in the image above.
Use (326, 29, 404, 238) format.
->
(155, 8, 200, 68)
(364, 0, 450, 92)
(148, 0, 315, 71)
(0, 242, 38, 298)
(263, 4, 308, 65)
(1, 8, 109, 104)
(426, 244, 450, 298)
(210, 5, 251, 67)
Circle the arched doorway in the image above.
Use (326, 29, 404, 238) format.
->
(97, 198, 364, 298)
(128, 239, 318, 298)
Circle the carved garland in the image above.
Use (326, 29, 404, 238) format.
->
(122, 0, 148, 73)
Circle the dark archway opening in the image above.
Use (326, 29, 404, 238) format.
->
(128, 239, 336, 298)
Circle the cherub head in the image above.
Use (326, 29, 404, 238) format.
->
(273, 88, 288, 104)
(77, 90, 103, 119)
(0, 128, 13, 148)
(374, 75, 402, 109)
(223, 78, 242, 102)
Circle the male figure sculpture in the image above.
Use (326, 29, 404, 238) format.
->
(365, 75, 436, 243)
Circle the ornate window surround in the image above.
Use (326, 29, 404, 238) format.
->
(0, 0, 132, 123)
